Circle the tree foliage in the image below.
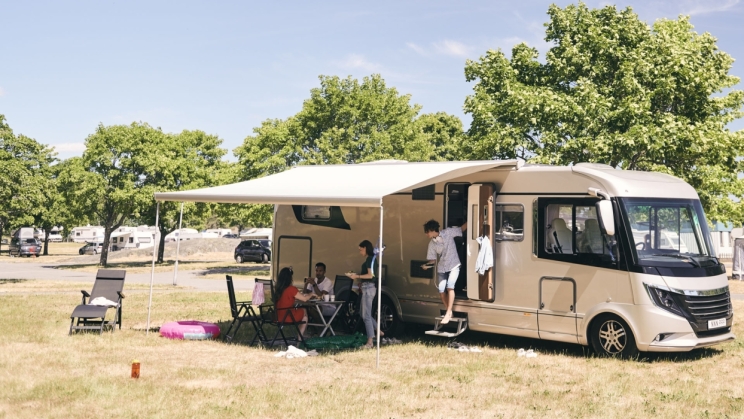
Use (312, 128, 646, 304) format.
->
(0, 115, 56, 252)
(233, 74, 464, 227)
(463, 3, 744, 222)
(60, 123, 172, 266)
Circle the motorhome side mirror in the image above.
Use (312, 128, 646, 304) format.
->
(596, 200, 615, 236)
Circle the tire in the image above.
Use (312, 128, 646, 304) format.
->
(79, 250, 84, 255)
(336, 290, 361, 334)
(589, 314, 639, 358)
(261, 253, 269, 263)
(93, 250, 97, 255)
(373, 295, 403, 337)
(235, 255, 243, 264)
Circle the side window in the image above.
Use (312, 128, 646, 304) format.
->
(538, 198, 618, 269)
(129, 237, 134, 243)
(545, 204, 573, 254)
(493, 204, 524, 241)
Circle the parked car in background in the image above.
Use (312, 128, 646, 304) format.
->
(9, 238, 42, 257)
(79, 242, 104, 255)
(234, 239, 271, 263)
(222, 233, 239, 239)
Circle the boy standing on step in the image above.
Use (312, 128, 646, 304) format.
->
(422, 219, 467, 324)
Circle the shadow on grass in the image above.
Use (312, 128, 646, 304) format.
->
(403, 323, 722, 362)
(0, 278, 28, 285)
(196, 265, 270, 277)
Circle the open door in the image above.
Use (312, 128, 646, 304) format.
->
(466, 184, 495, 301)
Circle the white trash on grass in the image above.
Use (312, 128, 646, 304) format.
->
(517, 348, 537, 358)
(274, 345, 319, 359)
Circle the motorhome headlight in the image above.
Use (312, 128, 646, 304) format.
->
(645, 284, 685, 318)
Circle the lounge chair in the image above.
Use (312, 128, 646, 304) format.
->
(69, 269, 126, 335)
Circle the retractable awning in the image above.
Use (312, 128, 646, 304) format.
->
(153, 160, 521, 206)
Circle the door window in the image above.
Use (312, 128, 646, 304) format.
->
(493, 204, 524, 241)
(538, 198, 619, 268)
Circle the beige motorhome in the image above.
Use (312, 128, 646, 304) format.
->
(154, 160, 733, 356)
(270, 162, 733, 356)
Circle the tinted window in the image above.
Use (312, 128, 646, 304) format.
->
(259, 240, 271, 248)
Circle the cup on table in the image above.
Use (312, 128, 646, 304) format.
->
(330, 294, 335, 302)
(323, 294, 330, 302)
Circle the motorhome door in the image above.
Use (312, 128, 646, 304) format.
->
(276, 236, 313, 287)
(466, 184, 495, 301)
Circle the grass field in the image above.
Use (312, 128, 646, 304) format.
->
(1, 280, 743, 418)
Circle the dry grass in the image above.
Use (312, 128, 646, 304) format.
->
(1, 281, 743, 418)
(55, 259, 270, 276)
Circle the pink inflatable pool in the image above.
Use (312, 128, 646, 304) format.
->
(160, 320, 221, 340)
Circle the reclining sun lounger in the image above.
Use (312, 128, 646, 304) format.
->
(69, 269, 126, 335)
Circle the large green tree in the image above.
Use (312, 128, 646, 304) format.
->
(233, 74, 464, 226)
(140, 129, 227, 263)
(463, 3, 744, 222)
(60, 123, 170, 266)
(0, 115, 56, 253)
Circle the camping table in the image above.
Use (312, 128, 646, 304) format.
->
(299, 300, 345, 337)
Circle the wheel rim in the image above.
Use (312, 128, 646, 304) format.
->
(598, 319, 627, 354)
(376, 302, 395, 332)
(236, 256, 242, 263)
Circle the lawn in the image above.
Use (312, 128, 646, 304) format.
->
(1, 281, 743, 418)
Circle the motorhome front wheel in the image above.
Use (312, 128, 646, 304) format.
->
(590, 314, 639, 358)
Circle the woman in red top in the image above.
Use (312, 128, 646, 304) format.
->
(274, 267, 315, 336)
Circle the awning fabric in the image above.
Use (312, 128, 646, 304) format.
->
(153, 160, 520, 207)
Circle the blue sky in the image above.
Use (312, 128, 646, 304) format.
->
(2, 0, 743, 160)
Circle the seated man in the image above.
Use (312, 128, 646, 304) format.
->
(303, 262, 335, 317)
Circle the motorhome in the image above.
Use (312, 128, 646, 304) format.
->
(70, 226, 105, 243)
(48, 226, 64, 242)
(240, 227, 273, 242)
(205, 228, 233, 237)
(109, 226, 156, 251)
(155, 161, 733, 356)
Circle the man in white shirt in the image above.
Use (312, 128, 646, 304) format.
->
(422, 219, 467, 324)
(303, 262, 335, 316)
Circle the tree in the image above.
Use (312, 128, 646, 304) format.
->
(463, 3, 744, 222)
(35, 160, 75, 255)
(139, 129, 227, 263)
(60, 123, 170, 266)
(0, 115, 55, 253)
(233, 74, 464, 226)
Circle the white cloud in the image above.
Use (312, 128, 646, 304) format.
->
(678, 0, 740, 16)
(335, 54, 383, 72)
(406, 42, 428, 56)
(53, 142, 86, 153)
(432, 40, 474, 57)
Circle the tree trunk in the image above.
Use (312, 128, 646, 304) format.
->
(157, 223, 167, 264)
(43, 229, 50, 256)
(0, 221, 4, 255)
(100, 225, 112, 267)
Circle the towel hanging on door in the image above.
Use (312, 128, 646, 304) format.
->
(475, 236, 493, 275)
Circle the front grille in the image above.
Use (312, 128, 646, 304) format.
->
(678, 291, 732, 322)
(674, 290, 733, 338)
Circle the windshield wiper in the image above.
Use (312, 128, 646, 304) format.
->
(650, 254, 701, 267)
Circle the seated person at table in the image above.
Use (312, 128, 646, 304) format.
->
(303, 262, 335, 316)
(274, 267, 315, 336)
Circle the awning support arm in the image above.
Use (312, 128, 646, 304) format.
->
(146, 201, 160, 335)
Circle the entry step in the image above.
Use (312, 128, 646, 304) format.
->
(425, 316, 468, 338)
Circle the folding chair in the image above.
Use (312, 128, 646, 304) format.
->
(223, 275, 266, 344)
(69, 269, 126, 335)
(255, 278, 306, 347)
(333, 275, 361, 334)
(250, 279, 276, 345)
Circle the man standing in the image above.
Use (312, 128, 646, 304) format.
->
(422, 220, 467, 324)
(304, 262, 334, 316)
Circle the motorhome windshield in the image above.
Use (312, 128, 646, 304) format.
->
(618, 198, 719, 270)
